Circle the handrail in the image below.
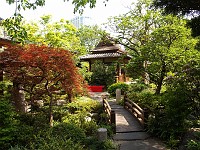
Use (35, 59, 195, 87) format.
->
(102, 98, 116, 133)
(124, 95, 146, 128)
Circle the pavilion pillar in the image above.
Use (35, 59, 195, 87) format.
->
(89, 60, 91, 72)
(0, 66, 3, 96)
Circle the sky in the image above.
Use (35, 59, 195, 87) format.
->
(0, 0, 134, 25)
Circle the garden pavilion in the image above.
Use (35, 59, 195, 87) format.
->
(80, 37, 132, 83)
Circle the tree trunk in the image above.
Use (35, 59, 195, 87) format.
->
(155, 79, 163, 95)
(143, 61, 149, 84)
(48, 93, 54, 127)
(68, 93, 72, 103)
(155, 62, 166, 95)
(0, 67, 3, 96)
(12, 81, 27, 112)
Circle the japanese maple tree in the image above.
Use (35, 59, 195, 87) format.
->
(1, 44, 87, 126)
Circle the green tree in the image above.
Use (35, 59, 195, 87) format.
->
(106, 0, 163, 84)
(3, 0, 109, 43)
(77, 25, 105, 52)
(2, 14, 27, 43)
(23, 15, 85, 56)
(107, 0, 199, 94)
(152, 0, 200, 37)
(107, 0, 160, 55)
(90, 61, 115, 88)
(153, 0, 200, 15)
(142, 15, 198, 94)
(6, 0, 106, 14)
(1, 44, 86, 125)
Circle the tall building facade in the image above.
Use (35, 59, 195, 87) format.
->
(0, 17, 7, 38)
(70, 16, 94, 28)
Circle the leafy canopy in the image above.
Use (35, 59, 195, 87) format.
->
(6, 0, 109, 14)
(1, 44, 86, 98)
(153, 0, 200, 15)
(107, 0, 199, 94)
(141, 15, 198, 93)
(152, 0, 200, 37)
(23, 15, 85, 55)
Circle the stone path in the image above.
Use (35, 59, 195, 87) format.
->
(90, 92, 168, 150)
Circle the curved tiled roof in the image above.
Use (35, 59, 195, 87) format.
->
(80, 52, 132, 60)
(80, 36, 132, 61)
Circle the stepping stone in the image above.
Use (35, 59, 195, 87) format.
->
(113, 132, 150, 141)
(116, 139, 167, 150)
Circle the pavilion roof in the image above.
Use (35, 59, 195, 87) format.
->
(0, 37, 12, 47)
(80, 52, 132, 60)
(80, 36, 131, 61)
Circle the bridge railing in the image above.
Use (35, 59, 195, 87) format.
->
(124, 95, 147, 128)
(102, 97, 116, 133)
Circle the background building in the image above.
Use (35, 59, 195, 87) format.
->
(70, 16, 95, 28)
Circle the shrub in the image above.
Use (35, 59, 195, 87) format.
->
(185, 129, 200, 150)
(108, 82, 129, 96)
(29, 125, 84, 150)
(129, 82, 148, 92)
(67, 96, 100, 113)
(62, 97, 101, 136)
(9, 145, 28, 150)
(147, 88, 191, 147)
(89, 61, 115, 88)
(187, 140, 200, 150)
(85, 137, 117, 150)
(126, 80, 193, 149)
(0, 94, 19, 150)
(51, 123, 86, 142)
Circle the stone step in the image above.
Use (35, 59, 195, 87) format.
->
(113, 131, 150, 141)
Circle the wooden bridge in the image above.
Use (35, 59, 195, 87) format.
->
(103, 96, 147, 133)
(102, 95, 167, 150)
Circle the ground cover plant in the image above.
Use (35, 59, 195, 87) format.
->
(0, 93, 117, 150)
(0, 43, 117, 149)
(108, 82, 129, 96)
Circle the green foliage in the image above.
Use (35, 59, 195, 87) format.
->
(23, 123, 85, 150)
(77, 25, 105, 52)
(129, 82, 148, 93)
(79, 62, 93, 83)
(126, 73, 199, 149)
(86, 138, 117, 150)
(153, 0, 200, 15)
(166, 60, 200, 125)
(62, 97, 101, 136)
(0, 83, 113, 149)
(127, 89, 159, 111)
(108, 82, 129, 96)
(2, 14, 27, 43)
(90, 61, 116, 88)
(142, 15, 198, 94)
(51, 123, 86, 142)
(9, 145, 28, 150)
(67, 96, 101, 113)
(108, 0, 198, 94)
(23, 15, 85, 56)
(147, 89, 190, 140)
(0, 80, 12, 95)
(126, 57, 145, 79)
(187, 140, 200, 150)
(6, 0, 102, 14)
(6, 0, 45, 10)
(107, 0, 161, 54)
(0, 94, 19, 150)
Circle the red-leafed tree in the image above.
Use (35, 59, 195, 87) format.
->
(0, 44, 87, 126)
